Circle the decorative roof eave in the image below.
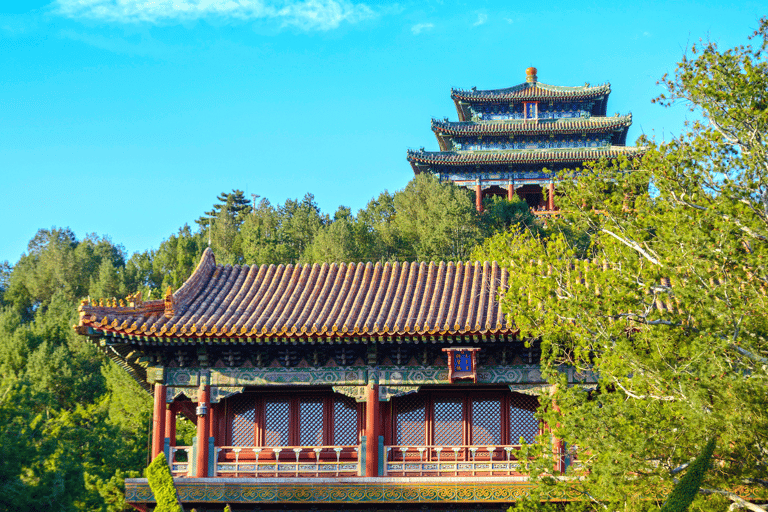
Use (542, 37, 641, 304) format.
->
(76, 253, 516, 344)
(407, 146, 642, 167)
(84, 327, 519, 345)
(431, 114, 632, 137)
(450, 82, 611, 104)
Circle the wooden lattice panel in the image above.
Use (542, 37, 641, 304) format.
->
(433, 398, 462, 446)
(471, 398, 501, 445)
(333, 396, 357, 446)
(509, 394, 538, 444)
(396, 395, 426, 446)
(231, 394, 255, 446)
(299, 398, 324, 446)
(264, 399, 290, 446)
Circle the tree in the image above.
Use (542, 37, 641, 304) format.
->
(393, 174, 481, 261)
(302, 206, 363, 263)
(195, 189, 252, 229)
(486, 19, 768, 510)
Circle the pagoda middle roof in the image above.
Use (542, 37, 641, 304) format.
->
(407, 146, 641, 167)
(431, 115, 632, 137)
(77, 248, 515, 343)
(451, 82, 611, 103)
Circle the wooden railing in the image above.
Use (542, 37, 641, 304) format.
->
(169, 446, 192, 476)
(168, 443, 561, 478)
(214, 445, 361, 477)
(384, 444, 534, 476)
(531, 209, 560, 218)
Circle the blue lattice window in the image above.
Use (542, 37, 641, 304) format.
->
(392, 391, 539, 447)
(231, 394, 255, 446)
(228, 392, 360, 447)
(264, 399, 290, 446)
(334, 395, 358, 446)
(396, 395, 426, 446)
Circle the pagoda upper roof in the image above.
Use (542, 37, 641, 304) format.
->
(77, 248, 515, 343)
(431, 115, 632, 137)
(407, 146, 640, 168)
(451, 81, 611, 104)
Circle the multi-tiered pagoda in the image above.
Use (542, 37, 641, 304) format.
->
(407, 67, 640, 212)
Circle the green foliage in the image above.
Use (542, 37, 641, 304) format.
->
(660, 438, 716, 512)
(481, 19, 768, 510)
(393, 173, 481, 261)
(196, 189, 252, 228)
(145, 453, 183, 512)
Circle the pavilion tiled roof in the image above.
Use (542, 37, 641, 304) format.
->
(431, 115, 632, 137)
(77, 248, 515, 342)
(451, 82, 611, 103)
(407, 146, 640, 168)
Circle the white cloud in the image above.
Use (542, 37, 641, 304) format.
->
(472, 12, 486, 26)
(411, 22, 433, 35)
(54, 0, 377, 30)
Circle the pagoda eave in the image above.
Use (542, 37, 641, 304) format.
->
(450, 82, 611, 104)
(430, 115, 632, 138)
(406, 147, 640, 167)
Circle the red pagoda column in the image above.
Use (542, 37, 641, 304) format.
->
(548, 182, 555, 211)
(195, 384, 210, 477)
(475, 182, 483, 212)
(165, 404, 176, 448)
(507, 182, 515, 201)
(365, 384, 380, 476)
(151, 383, 167, 459)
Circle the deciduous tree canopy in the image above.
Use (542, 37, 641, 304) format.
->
(479, 18, 768, 512)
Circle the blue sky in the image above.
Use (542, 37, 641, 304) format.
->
(0, 0, 763, 265)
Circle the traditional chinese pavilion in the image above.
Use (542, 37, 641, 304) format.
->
(76, 248, 594, 511)
(407, 67, 640, 212)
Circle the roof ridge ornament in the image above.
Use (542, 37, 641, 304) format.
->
(525, 66, 537, 84)
(164, 286, 174, 318)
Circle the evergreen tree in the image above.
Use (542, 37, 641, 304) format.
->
(195, 189, 252, 229)
(393, 173, 481, 261)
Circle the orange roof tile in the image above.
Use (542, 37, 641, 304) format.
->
(78, 249, 515, 342)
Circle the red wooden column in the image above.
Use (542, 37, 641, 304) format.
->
(151, 383, 167, 459)
(507, 182, 515, 201)
(365, 384, 380, 476)
(548, 182, 555, 211)
(195, 384, 210, 477)
(475, 182, 483, 212)
(165, 403, 176, 447)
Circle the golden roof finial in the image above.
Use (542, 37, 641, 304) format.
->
(526, 67, 537, 84)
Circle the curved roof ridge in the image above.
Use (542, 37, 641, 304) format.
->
(172, 247, 216, 307)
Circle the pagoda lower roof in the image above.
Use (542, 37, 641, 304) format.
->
(407, 146, 640, 167)
(431, 115, 632, 137)
(77, 249, 515, 343)
(451, 82, 611, 104)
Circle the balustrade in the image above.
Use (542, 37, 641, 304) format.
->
(384, 444, 544, 477)
(213, 445, 361, 477)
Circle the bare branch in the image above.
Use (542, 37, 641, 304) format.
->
(600, 228, 662, 266)
(613, 380, 677, 401)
